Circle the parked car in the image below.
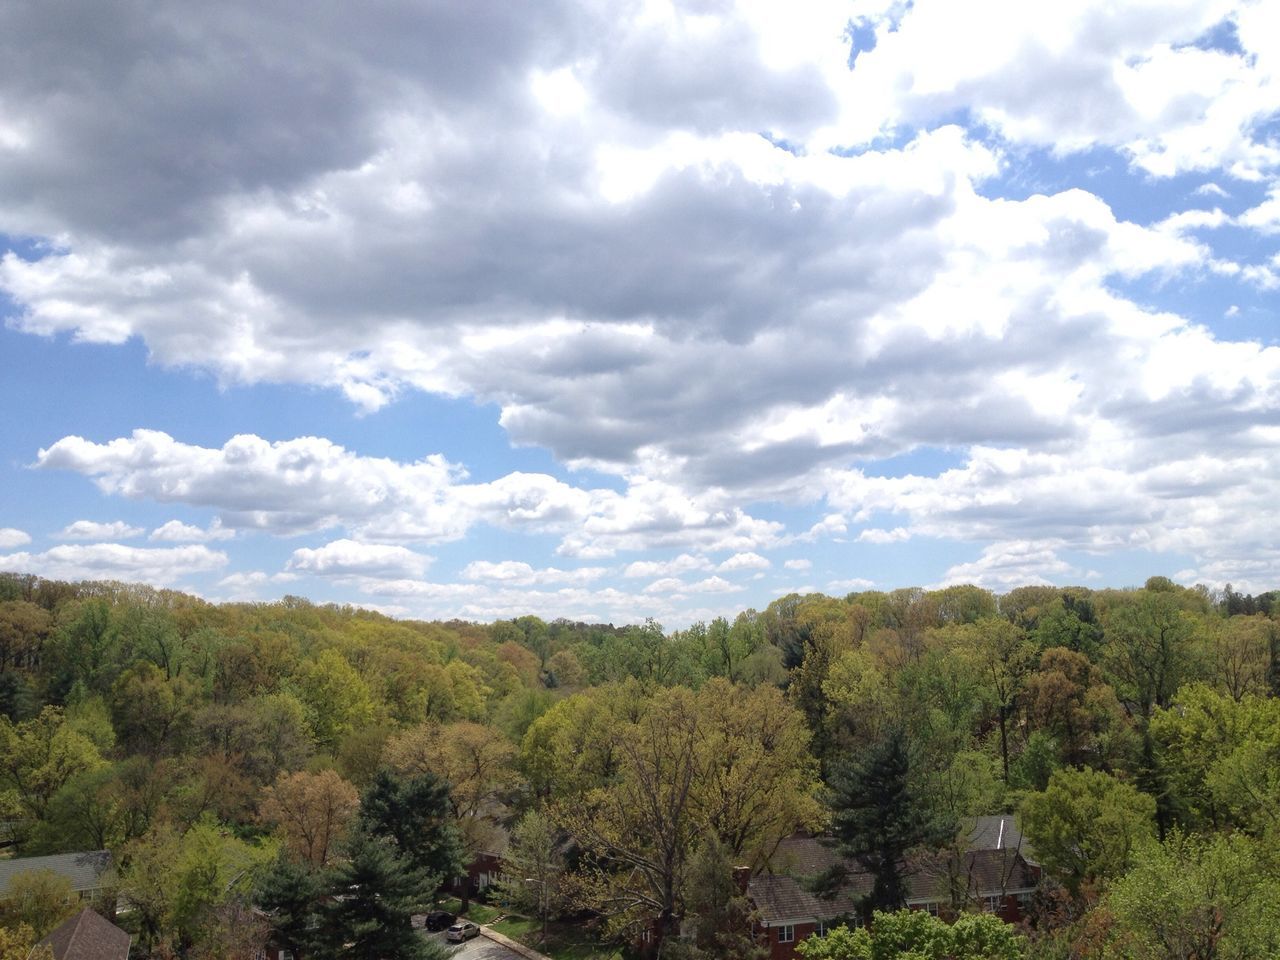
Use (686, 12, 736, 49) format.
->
(424, 910, 455, 931)
(446, 921, 480, 942)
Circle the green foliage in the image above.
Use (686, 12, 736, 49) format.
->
(1021, 767, 1155, 897)
(668, 835, 767, 960)
(255, 855, 324, 960)
(826, 727, 955, 921)
(320, 828, 438, 960)
(359, 769, 463, 894)
(0, 868, 77, 938)
(795, 909, 1025, 960)
(1107, 830, 1280, 960)
(0, 705, 104, 832)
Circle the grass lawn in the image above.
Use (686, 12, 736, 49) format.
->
(490, 914, 626, 960)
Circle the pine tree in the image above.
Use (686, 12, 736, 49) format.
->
(320, 829, 439, 960)
(823, 726, 953, 923)
(255, 856, 322, 960)
(359, 770, 463, 897)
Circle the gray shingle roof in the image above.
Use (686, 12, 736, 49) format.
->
(37, 907, 131, 960)
(749, 836, 1039, 924)
(0, 850, 113, 895)
(967, 815, 1035, 862)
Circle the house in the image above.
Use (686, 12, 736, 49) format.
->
(747, 818, 1040, 960)
(443, 850, 506, 898)
(0, 851, 114, 901)
(34, 907, 130, 960)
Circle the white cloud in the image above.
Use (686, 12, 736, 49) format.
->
(286, 539, 432, 579)
(1238, 187, 1280, 234)
(215, 569, 298, 599)
(717, 551, 770, 572)
(0, 528, 31, 549)
(460, 560, 606, 586)
(56, 520, 144, 541)
(37, 431, 783, 558)
(827, 577, 875, 593)
(937, 540, 1078, 590)
(783, 558, 812, 571)
(2, 0, 1279, 613)
(624, 554, 713, 578)
(0, 543, 227, 584)
(856, 527, 911, 544)
(150, 518, 235, 542)
(686, 575, 745, 594)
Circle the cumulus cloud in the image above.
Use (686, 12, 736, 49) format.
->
(286, 539, 432, 579)
(150, 518, 235, 542)
(717, 551, 770, 572)
(623, 554, 713, 578)
(937, 540, 1079, 590)
(0, 543, 227, 584)
(0, 528, 31, 549)
(784, 558, 812, 571)
(460, 560, 606, 586)
(56, 520, 144, 541)
(3, 0, 1280, 611)
(36, 430, 783, 558)
(827, 577, 876, 593)
(857, 527, 911, 544)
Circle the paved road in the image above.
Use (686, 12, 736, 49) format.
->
(420, 929, 526, 959)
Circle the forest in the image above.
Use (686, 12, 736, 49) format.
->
(1, 571, 1279, 960)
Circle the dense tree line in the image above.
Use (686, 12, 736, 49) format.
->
(1, 570, 1279, 958)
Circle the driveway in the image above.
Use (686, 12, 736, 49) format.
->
(420, 928, 528, 960)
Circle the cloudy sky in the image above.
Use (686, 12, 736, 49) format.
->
(1, 0, 1278, 626)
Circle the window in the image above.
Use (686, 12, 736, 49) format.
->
(778, 925, 795, 944)
(983, 895, 1003, 914)
(1016, 891, 1034, 910)
(923, 901, 940, 917)
(816, 921, 827, 937)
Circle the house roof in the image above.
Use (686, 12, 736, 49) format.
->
(749, 836, 1039, 924)
(0, 851, 113, 896)
(967, 815, 1035, 863)
(35, 908, 130, 960)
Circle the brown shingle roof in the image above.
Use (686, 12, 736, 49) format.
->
(35, 908, 130, 960)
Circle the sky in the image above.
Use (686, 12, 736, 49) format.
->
(1, 0, 1279, 628)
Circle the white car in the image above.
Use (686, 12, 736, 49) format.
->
(446, 921, 480, 942)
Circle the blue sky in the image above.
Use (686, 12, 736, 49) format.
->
(1, 0, 1278, 626)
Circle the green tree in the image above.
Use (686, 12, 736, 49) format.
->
(0, 706, 104, 835)
(824, 726, 953, 923)
(358, 770, 463, 900)
(795, 909, 1025, 960)
(255, 856, 323, 960)
(1107, 830, 1280, 960)
(952, 618, 1036, 781)
(1020, 767, 1155, 899)
(320, 829, 439, 960)
(0, 869, 76, 938)
(295, 649, 376, 752)
(672, 835, 767, 960)
(492, 809, 565, 942)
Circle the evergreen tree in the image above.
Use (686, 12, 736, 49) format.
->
(320, 829, 441, 960)
(358, 770, 463, 896)
(255, 856, 323, 960)
(823, 726, 953, 923)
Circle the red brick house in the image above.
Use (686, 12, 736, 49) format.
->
(748, 817, 1040, 960)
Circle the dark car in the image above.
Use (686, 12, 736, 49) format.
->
(424, 910, 456, 931)
(446, 921, 480, 942)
